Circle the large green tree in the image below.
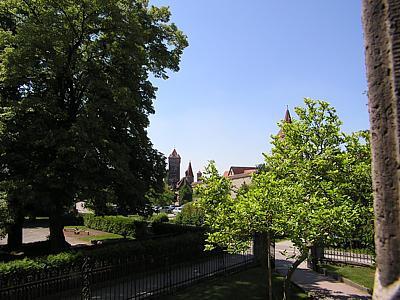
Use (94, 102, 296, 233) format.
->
(263, 99, 369, 296)
(0, 0, 187, 250)
(197, 99, 372, 299)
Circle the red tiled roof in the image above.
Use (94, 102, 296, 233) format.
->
(169, 148, 181, 158)
(228, 166, 256, 176)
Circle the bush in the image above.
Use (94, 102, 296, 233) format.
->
(0, 252, 82, 275)
(152, 222, 205, 236)
(149, 213, 169, 223)
(175, 202, 204, 226)
(82, 214, 147, 238)
(0, 232, 205, 277)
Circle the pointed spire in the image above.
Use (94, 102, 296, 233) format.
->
(278, 106, 292, 138)
(185, 161, 194, 177)
(169, 148, 181, 159)
(284, 106, 292, 123)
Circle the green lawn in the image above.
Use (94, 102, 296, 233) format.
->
(64, 225, 88, 230)
(78, 233, 123, 242)
(322, 264, 375, 291)
(64, 226, 124, 242)
(160, 267, 308, 300)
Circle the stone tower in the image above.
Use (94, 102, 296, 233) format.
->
(197, 171, 202, 182)
(185, 161, 194, 184)
(168, 149, 181, 188)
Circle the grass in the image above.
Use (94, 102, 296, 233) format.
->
(64, 225, 88, 230)
(78, 233, 123, 242)
(160, 267, 308, 300)
(322, 264, 375, 291)
(63, 226, 124, 242)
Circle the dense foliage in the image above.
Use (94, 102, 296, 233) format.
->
(0, 232, 205, 276)
(0, 0, 187, 249)
(82, 214, 147, 239)
(149, 212, 169, 223)
(196, 99, 373, 297)
(146, 184, 176, 208)
(175, 202, 204, 227)
(178, 184, 193, 204)
(152, 222, 205, 236)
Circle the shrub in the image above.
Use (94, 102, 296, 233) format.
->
(149, 213, 169, 223)
(0, 232, 205, 277)
(178, 184, 193, 204)
(175, 202, 204, 226)
(152, 222, 205, 236)
(0, 252, 82, 275)
(82, 214, 147, 238)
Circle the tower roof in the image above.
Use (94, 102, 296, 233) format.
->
(185, 161, 194, 177)
(284, 107, 292, 123)
(169, 148, 181, 159)
(278, 107, 292, 137)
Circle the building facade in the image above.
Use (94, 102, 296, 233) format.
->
(168, 149, 181, 187)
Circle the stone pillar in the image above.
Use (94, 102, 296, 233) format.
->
(362, 1, 400, 298)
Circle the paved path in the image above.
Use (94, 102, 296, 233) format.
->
(0, 227, 90, 247)
(275, 240, 371, 299)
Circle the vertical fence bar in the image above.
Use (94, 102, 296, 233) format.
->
(81, 256, 92, 300)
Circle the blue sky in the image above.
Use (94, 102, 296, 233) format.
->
(148, 1, 369, 176)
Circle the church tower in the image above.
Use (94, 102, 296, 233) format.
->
(185, 161, 194, 184)
(168, 149, 181, 188)
(277, 107, 292, 138)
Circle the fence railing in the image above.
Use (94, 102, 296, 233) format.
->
(0, 248, 255, 300)
(320, 246, 374, 267)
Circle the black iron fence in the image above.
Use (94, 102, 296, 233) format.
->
(308, 240, 375, 267)
(320, 246, 374, 267)
(1, 246, 257, 299)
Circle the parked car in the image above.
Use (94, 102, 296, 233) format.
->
(152, 206, 161, 213)
(160, 206, 172, 213)
(172, 206, 183, 215)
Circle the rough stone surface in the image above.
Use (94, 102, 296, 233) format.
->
(362, 0, 400, 298)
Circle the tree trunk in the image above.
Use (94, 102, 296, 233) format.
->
(266, 231, 273, 300)
(6, 214, 23, 250)
(362, 0, 400, 299)
(49, 209, 69, 251)
(283, 251, 308, 300)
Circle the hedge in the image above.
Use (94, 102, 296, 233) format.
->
(149, 213, 169, 224)
(82, 214, 147, 239)
(0, 252, 83, 275)
(152, 222, 205, 236)
(0, 232, 205, 277)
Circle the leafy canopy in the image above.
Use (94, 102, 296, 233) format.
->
(0, 0, 188, 218)
(196, 99, 372, 256)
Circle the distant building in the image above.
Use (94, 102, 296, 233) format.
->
(223, 166, 256, 196)
(168, 149, 181, 188)
(196, 171, 203, 182)
(224, 107, 292, 196)
(176, 162, 194, 189)
(277, 107, 292, 138)
(185, 161, 194, 184)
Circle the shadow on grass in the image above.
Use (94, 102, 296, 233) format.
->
(160, 266, 308, 300)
